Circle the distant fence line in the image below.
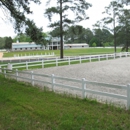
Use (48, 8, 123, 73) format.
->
(13, 52, 55, 57)
(0, 68, 130, 110)
(0, 52, 130, 70)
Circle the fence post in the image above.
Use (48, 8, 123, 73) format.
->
(4, 67, 6, 78)
(106, 54, 108, 60)
(68, 57, 70, 65)
(79, 56, 81, 64)
(31, 71, 34, 86)
(98, 55, 100, 61)
(15, 69, 18, 81)
(114, 53, 116, 59)
(51, 74, 55, 92)
(120, 52, 122, 58)
(82, 78, 86, 99)
(42, 60, 44, 68)
(127, 84, 130, 110)
(26, 61, 28, 70)
(89, 56, 91, 62)
(56, 58, 58, 67)
(126, 52, 127, 57)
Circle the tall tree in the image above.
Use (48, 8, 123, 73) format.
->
(64, 25, 88, 43)
(93, 28, 113, 46)
(45, 0, 91, 58)
(84, 28, 94, 44)
(102, 1, 123, 53)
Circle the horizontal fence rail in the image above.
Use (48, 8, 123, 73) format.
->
(0, 52, 130, 70)
(0, 68, 130, 110)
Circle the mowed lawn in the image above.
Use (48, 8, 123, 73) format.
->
(3, 48, 122, 57)
(0, 75, 130, 130)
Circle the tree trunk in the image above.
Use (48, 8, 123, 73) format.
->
(126, 28, 129, 52)
(113, 9, 116, 53)
(60, 0, 63, 58)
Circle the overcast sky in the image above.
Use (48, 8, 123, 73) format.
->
(0, 0, 112, 38)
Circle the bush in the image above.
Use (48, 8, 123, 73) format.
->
(92, 42, 96, 47)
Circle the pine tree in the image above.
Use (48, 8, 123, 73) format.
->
(45, 0, 91, 58)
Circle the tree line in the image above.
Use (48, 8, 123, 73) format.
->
(0, 26, 113, 49)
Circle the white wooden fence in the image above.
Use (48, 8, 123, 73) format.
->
(0, 68, 130, 110)
(13, 52, 55, 58)
(1, 52, 130, 70)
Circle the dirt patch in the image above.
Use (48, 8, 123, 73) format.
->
(0, 52, 3, 58)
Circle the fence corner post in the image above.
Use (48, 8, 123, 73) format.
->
(51, 74, 55, 92)
(31, 71, 34, 86)
(15, 69, 18, 81)
(82, 78, 86, 99)
(127, 84, 130, 110)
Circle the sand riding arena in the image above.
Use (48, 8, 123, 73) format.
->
(17, 57, 129, 108)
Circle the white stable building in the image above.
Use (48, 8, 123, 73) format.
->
(12, 37, 61, 51)
(12, 37, 89, 51)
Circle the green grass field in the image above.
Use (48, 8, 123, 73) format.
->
(0, 75, 130, 130)
(3, 48, 122, 57)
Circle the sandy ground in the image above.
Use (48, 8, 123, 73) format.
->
(17, 57, 130, 108)
(0, 52, 3, 58)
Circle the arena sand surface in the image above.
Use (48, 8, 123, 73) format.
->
(21, 57, 130, 108)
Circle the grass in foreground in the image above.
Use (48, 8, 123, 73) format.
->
(0, 75, 130, 130)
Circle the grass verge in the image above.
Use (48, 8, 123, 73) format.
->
(0, 75, 130, 130)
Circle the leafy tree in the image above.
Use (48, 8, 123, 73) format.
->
(64, 25, 88, 43)
(0, 0, 40, 31)
(103, 42, 110, 47)
(45, 0, 92, 58)
(93, 28, 103, 46)
(4, 37, 13, 49)
(0, 0, 47, 45)
(49, 27, 61, 37)
(0, 37, 6, 49)
(119, 0, 130, 5)
(25, 20, 48, 46)
(84, 28, 94, 44)
(13, 33, 32, 43)
(117, 9, 130, 52)
(89, 37, 100, 47)
(92, 42, 96, 47)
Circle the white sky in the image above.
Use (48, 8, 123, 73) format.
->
(0, 0, 112, 38)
